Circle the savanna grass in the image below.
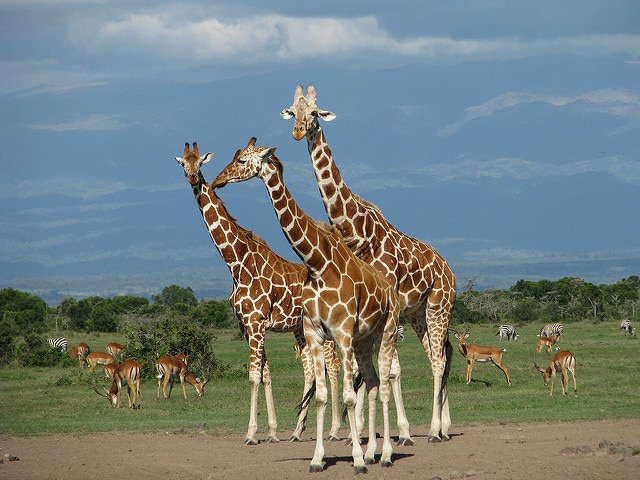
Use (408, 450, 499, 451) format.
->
(0, 321, 638, 437)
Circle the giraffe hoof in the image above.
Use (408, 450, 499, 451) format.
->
(345, 438, 353, 446)
(243, 438, 258, 446)
(354, 465, 368, 475)
(381, 460, 393, 468)
(364, 456, 375, 465)
(264, 436, 280, 444)
(397, 437, 414, 446)
(326, 435, 341, 441)
(309, 464, 324, 473)
(289, 435, 302, 442)
(427, 435, 442, 443)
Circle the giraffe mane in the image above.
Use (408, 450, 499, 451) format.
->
(352, 192, 383, 215)
(267, 153, 285, 174)
(208, 185, 270, 247)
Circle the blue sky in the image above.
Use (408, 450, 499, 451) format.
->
(1, 1, 639, 304)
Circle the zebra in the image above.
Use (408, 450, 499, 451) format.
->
(496, 324, 519, 341)
(540, 323, 563, 339)
(620, 319, 636, 337)
(47, 337, 68, 352)
(397, 324, 405, 342)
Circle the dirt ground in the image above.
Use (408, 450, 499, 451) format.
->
(1, 419, 638, 479)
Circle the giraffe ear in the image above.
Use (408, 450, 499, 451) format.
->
(280, 108, 294, 119)
(200, 152, 214, 164)
(175, 156, 185, 165)
(260, 146, 277, 160)
(318, 110, 336, 122)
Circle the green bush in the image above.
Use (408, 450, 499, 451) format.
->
(17, 334, 65, 367)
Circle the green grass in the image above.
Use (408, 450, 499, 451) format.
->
(1, 321, 639, 437)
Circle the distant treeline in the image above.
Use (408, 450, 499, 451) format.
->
(0, 276, 638, 367)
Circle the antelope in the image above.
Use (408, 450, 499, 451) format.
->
(93, 360, 141, 409)
(534, 350, 577, 397)
(68, 346, 79, 361)
(106, 342, 125, 359)
(536, 333, 559, 353)
(77, 342, 90, 368)
(104, 362, 117, 379)
(454, 331, 512, 386)
(155, 354, 207, 399)
(85, 351, 115, 372)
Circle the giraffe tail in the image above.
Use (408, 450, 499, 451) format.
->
(296, 379, 316, 417)
(341, 373, 364, 421)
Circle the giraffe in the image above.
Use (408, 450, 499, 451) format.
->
(175, 142, 341, 444)
(281, 85, 457, 442)
(212, 138, 400, 473)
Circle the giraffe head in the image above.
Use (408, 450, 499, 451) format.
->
(175, 142, 213, 186)
(211, 137, 278, 188)
(280, 85, 336, 141)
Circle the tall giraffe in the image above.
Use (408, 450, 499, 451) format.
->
(212, 138, 400, 473)
(281, 85, 457, 442)
(175, 142, 341, 444)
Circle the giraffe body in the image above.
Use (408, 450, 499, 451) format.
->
(281, 86, 457, 441)
(212, 138, 400, 473)
(176, 143, 340, 444)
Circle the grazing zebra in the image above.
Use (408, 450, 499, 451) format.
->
(540, 323, 563, 339)
(47, 337, 68, 352)
(397, 324, 405, 342)
(620, 319, 636, 337)
(496, 324, 519, 341)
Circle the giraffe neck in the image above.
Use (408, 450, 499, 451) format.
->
(192, 173, 251, 277)
(260, 164, 333, 278)
(306, 126, 359, 240)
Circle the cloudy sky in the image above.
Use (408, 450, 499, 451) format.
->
(1, 1, 639, 304)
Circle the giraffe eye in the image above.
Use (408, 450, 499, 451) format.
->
(237, 158, 247, 165)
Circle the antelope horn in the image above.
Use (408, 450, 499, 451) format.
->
(201, 377, 209, 386)
(92, 380, 108, 398)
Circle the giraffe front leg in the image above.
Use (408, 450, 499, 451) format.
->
(245, 367, 261, 445)
(262, 359, 279, 443)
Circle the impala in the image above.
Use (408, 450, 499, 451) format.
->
(534, 350, 577, 397)
(104, 362, 117, 379)
(106, 342, 125, 359)
(155, 354, 207, 399)
(77, 342, 90, 368)
(454, 331, 512, 385)
(93, 360, 141, 409)
(536, 333, 559, 353)
(85, 351, 115, 372)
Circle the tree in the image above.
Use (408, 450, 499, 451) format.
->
(0, 288, 48, 334)
(190, 300, 234, 328)
(152, 285, 198, 313)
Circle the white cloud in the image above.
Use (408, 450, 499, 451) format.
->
(66, 11, 640, 65)
(29, 113, 128, 132)
(418, 156, 640, 185)
(438, 88, 640, 136)
(0, 175, 127, 200)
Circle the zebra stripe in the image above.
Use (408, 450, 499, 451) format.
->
(540, 323, 563, 338)
(47, 337, 68, 352)
(496, 325, 518, 341)
(620, 320, 636, 337)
